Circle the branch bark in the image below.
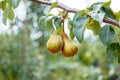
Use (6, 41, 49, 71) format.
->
(31, 0, 120, 28)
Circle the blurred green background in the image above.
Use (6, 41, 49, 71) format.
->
(0, 1, 120, 80)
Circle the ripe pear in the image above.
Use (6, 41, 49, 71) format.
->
(62, 32, 78, 57)
(46, 30, 63, 53)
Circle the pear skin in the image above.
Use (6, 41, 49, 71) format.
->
(46, 30, 63, 53)
(62, 32, 78, 57)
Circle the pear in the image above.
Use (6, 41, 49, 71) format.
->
(62, 32, 78, 57)
(46, 30, 63, 53)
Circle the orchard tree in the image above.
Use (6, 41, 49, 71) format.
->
(0, 0, 120, 62)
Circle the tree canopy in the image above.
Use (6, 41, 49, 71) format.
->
(0, 0, 120, 80)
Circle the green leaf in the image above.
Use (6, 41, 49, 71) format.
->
(57, 26, 63, 36)
(43, 2, 58, 16)
(50, 2, 58, 11)
(73, 10, 88, 21)
(91, 2, 103, 12)
(86, 19, 101, 35)
(91, 0, 111, 12)
(10, 0, 20, 8)
(115, 11, 120, 21)
(91, 2, 103, 7)
(116, 43, 120, 63)
(53, 17, 62, 28)
(70, 30, 74, 40)
(0, 1, 6, 11)
(45, 18, 54, 33)
(73, 11, 88, 41)
(68, 20, 74, 40)
(2, 2, 15, 24)
(8, 7, 14, 20)
(99, 25, 115, 45)
(68, 20, 73, 29)
(112, 26, 120, 43)
(91, 9, 105, 23)
(2, 3, 10, 25)
(101, 0, 111, 7)
(73, 16, 88, 42)
(90, 4, 104, 22)
(101, 6, 115, 19)
(106, 43, 118, 62)
(90, 1, 112, 22)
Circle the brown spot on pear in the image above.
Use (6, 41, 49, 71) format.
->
(46, 30, 63, 53)
(62, 32, 78, 57)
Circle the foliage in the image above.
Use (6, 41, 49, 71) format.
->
(0, 0, 120, 80)
(0, 30, 120, 80)
(0, 0, 20, 24)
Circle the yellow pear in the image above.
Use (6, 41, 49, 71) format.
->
(62, 32, 78, 57)
(46, 30, 63, 53)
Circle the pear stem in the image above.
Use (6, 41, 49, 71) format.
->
(63, 21, 65, 32)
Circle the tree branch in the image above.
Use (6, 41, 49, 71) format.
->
(31, 0, 120, 28)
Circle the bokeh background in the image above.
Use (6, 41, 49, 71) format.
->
(0, 0, 120, 80)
